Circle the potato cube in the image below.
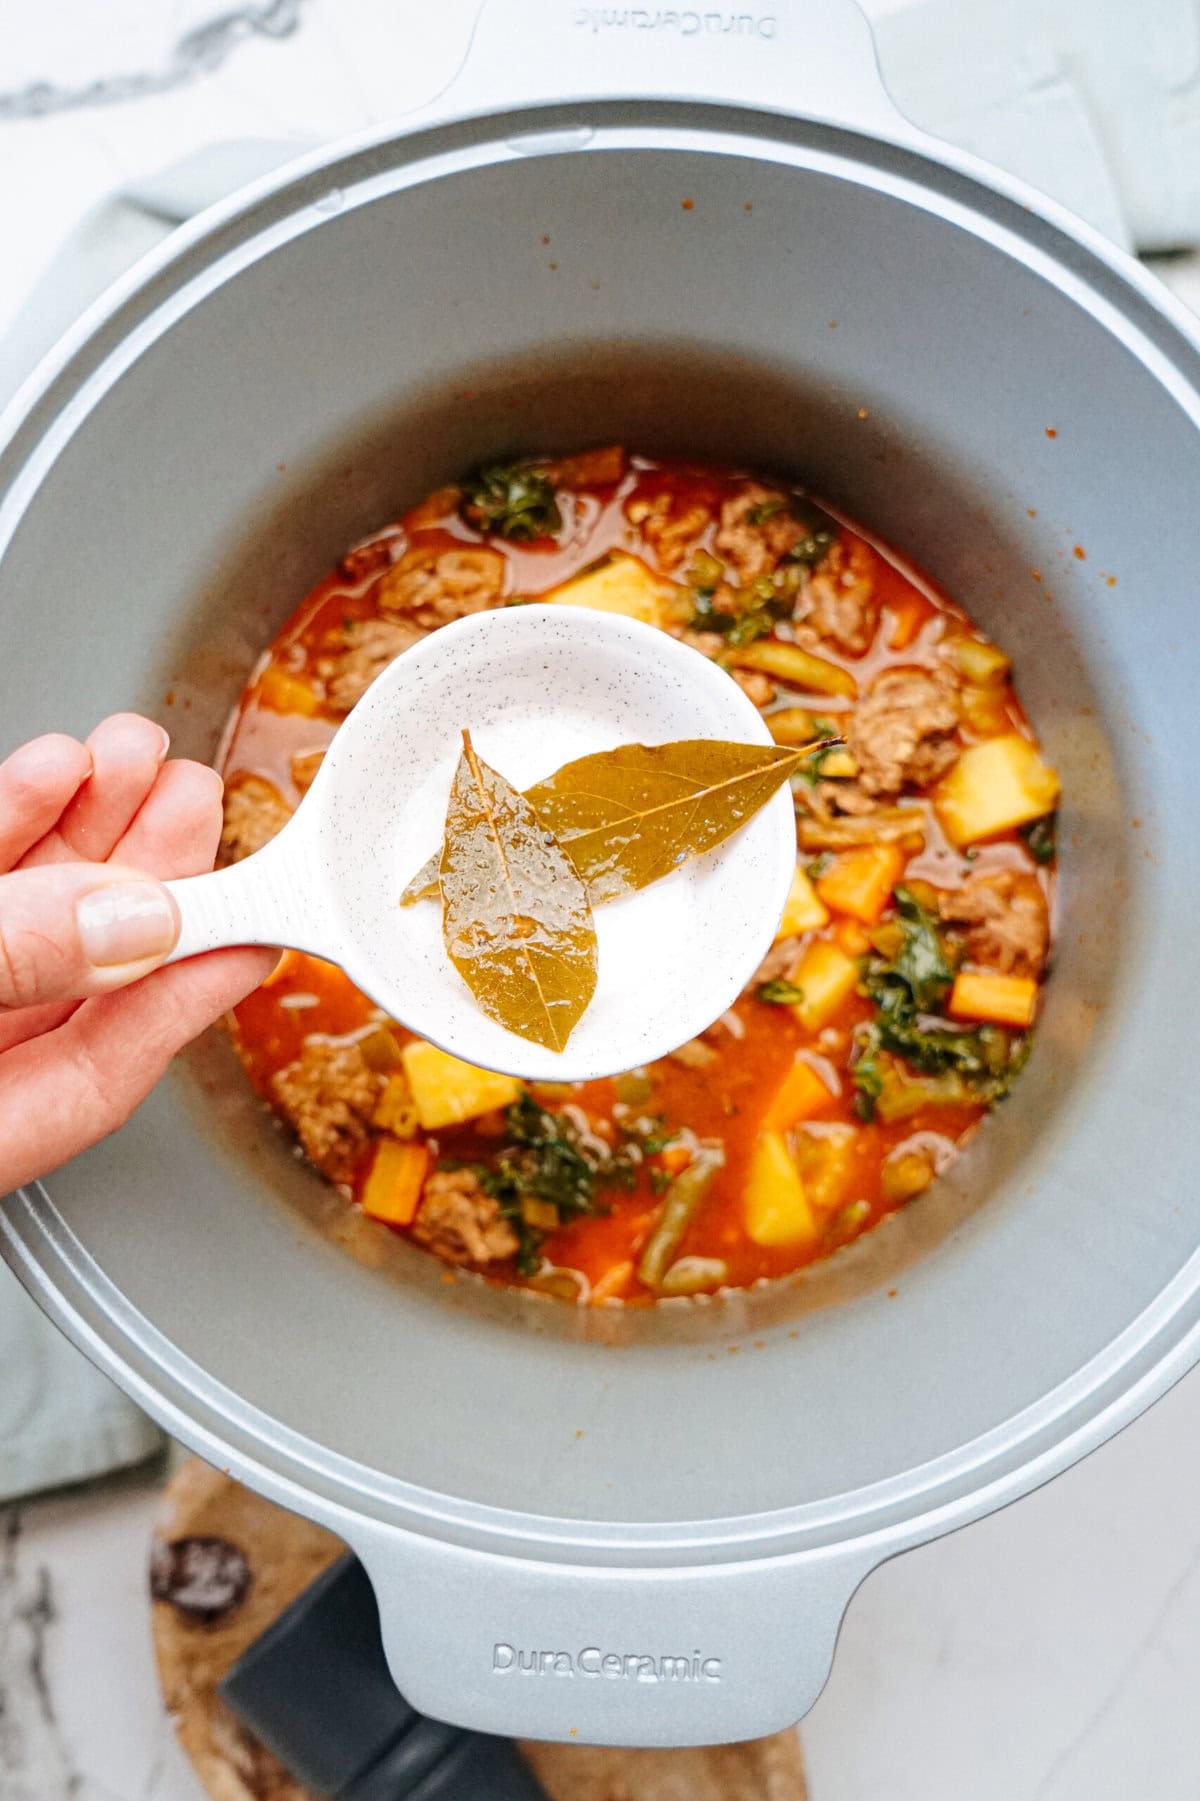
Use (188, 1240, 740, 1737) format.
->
(744, 1132, 818, 1247)
(400, 1041, 522, 1129)
(949, 970, 1038, 1028)
(521, 1197, 560, 1232)
(935, 734, 1060, 845)
(258, 665, 324, 716)
(815, 843, 905, 924)
(762, 1060, 833, 1132)
(818, 748, 859, 779)
(787, 939, 861, 1031)
(959, 684, 1013, 737)
(776, 865, 829, 939)
(949, 636, 1010, 685)
(361, 1140, 429, 1226)
(767, 706, 818, 746)
(541, 552, 674, 625)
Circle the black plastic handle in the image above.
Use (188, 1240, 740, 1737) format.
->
(220, 1554, 551, 1801)
(355, 1728, 550, 1801)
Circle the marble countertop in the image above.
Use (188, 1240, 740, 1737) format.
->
(3, 4, 1200, 1797)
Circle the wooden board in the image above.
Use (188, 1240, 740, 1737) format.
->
(150, 1458, 807, 1801)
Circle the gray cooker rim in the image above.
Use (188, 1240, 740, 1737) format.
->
(3, 93, 1200, 1567)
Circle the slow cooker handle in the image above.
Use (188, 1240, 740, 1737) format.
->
(417, 0, 913, 140)
(344, 1521, 875, 1746)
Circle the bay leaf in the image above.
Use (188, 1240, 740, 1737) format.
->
(440, 731, 597, 1052)
(525, 739, 815, 902)
(402, 737, 833, 906)
(399, 850, 442, 906)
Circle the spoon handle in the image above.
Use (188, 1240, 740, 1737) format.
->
(163, 828, 330, 963)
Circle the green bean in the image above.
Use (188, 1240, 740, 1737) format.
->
(636, 1149, 723, 1291)
(613, 1069, 654, 1105)
(526, 1268, 585, 1302)
(659, 1256, 728, 1297)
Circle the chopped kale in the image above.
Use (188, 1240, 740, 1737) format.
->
(852, 886, 1027, 1119)
(741, 492, 837, 570)
(687, 558, 796, 644)
(1020, 813, 1057, 865)
(745, 495, 790, 525)
(851, 1046, 884, 1120)
(689, 603, 775, 645)
(884, 886, 955, 1012)
(788, 526, 837, 568)
(726, 609, 777, 646)
(758, 978, 806, 1005)
(461, 460, 562, 541)
(477, 1093, 630, 1274)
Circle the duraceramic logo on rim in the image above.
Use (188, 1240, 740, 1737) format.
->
(493, 1644, 723, 1681)
(573, 9, 779, 38)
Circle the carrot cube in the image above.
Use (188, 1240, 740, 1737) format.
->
(887, 592, 931, 650)
(361, 1140, 429, 1226)
(762, 1060, 833, 1131)
(834, 919, 872, 957)
(948, 970, 1038, 1028)
(816, 844, 905, 924)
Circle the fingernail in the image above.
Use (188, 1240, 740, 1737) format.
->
(77, 882, 179, 968)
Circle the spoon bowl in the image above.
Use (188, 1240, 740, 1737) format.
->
(167, 606, 798, 1080)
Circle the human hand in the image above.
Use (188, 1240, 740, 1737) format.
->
(0, 713, 275, 1192)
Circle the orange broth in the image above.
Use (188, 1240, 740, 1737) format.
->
(221, 452, 1054, 1304)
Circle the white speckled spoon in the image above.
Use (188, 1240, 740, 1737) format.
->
(165, 606, 796, 1081)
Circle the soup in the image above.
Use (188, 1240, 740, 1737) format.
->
(220, 449, 1057, 1305)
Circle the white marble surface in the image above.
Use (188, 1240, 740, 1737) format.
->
(4, 4, 1200, 1799)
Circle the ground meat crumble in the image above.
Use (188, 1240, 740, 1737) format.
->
(940, 869, 1049, 977)
(270, 1039, 384, 1184)
(374, 543, 505, 626)
(322, 616, 427, 713)
(846, 667, 961, 797)
(714, 484, 805, 584)
(411, 1167, 519, 1265)
(219, 773, 292, 866)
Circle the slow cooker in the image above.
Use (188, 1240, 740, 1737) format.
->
(3, 0, 1200, 1747)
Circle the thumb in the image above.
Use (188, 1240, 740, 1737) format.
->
(0, 863, 180, 1010)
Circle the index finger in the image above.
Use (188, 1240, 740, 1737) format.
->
(0, 734, 93, 872)
(23, 713, 169, 867)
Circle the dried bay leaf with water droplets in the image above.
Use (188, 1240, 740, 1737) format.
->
(440, 732, 597, 1052)
(525, 739, 817, 902)
(399, 849, 443, 906)
(403, 737, 833, 907)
